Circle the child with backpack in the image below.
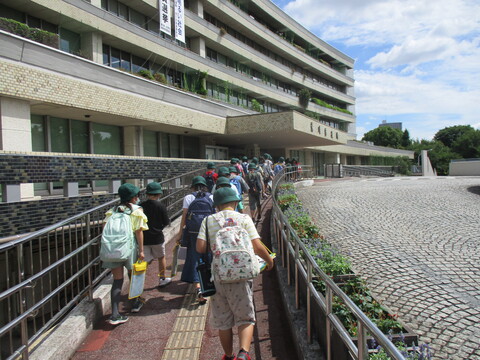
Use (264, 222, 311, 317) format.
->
(101, 183, 148, 325)
(246, 163, 264, 221)
(178, 176, 215, 303)
(196, 187, 274, 360)
(203, 162, 218, 193)
(140, 182, 171, 290)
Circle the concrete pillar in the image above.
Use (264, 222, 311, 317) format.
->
(0, 97, 36, 199)
(245, 144, 260, 159)
(2, 184, 21, 203)
(63, 182, 79, 197)
(189, 0, 204, 18)
(123, 126, 142, 156)
(190, 37, 206, 58)
(324, 152, 340, 164)
(109, 180, 121, 194)
(81, 32, 103, 63)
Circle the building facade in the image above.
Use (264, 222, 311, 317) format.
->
(0, 0, 412, 205)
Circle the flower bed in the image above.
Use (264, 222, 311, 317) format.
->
(276, 183, 430, 359)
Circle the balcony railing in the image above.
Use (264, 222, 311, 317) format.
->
(271, 167, 405, 359)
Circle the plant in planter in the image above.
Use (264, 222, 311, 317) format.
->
(0, 17, 59, 48)
(154, 72, 167, 84)
(298, 88, 311, 108)
(137, 69, 155, 80)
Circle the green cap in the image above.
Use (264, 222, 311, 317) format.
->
(146, 182, 163, 194)
(248, 163, 257, 170)
(229, 166, 239, 174)
(213, 187, 239, 206)
(118, 183, 140, 202)
(230, 158, 237, 164)
(207, 162, 215, 169)
(216, 177, 232, 188)
(278, 157, 285, 162)
(191, 176, 207, 187)
(242, 156, 248, 161)
(218, 166, 230, 176)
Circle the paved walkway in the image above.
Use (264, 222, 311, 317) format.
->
(71, 197, 298, 360)
(296, 176, 480, 360)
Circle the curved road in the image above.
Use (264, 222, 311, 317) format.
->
(296, 177, 480, 360)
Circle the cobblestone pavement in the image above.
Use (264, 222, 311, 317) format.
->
(296, 177, 480, 360)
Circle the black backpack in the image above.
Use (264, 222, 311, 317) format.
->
(185, 192, 214, 236)
(203, 173, 215, 193)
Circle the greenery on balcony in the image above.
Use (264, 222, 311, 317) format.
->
(312, 97, 353, 115)
(0, 17, 59, 48)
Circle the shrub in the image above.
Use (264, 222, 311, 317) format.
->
(153, 73, 167, 84)
(0, 17, 59, 48)
(137, 69, 155, 80)
(298, 88, 311, 108)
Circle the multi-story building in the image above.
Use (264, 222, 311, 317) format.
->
(0, 0, 412, 205)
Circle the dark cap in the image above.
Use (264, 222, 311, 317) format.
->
(146, 182, 163, 194)
(118, 183, 140, 202)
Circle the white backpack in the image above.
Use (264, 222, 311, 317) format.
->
(100, 205, 138, 263)
(210, 213, 260, 283)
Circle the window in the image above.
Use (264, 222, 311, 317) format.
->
(72, 120, 89, 153)
(59, 28, 80, 54)
(129, 8, 145, 28)
(143, 130, 158, 157)
(50, 117, 70, 153)
(31, 115, 46, 151)
(92, 123, 122, 155)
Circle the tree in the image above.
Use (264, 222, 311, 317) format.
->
(362, 127, 403, 148)
(452, 129, 480, 159)
(409, 139, 459, 175)
(433, 125, 474, 148)
(401, 129, 411, 148)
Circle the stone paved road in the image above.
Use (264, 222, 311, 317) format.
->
(296, 177, 480, 360)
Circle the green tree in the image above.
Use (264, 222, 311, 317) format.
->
(433, 125, 474, 148)
(362, 127, 403, 148)
(401, 129, 411, 148)
(452, 129, 480, 158)
(409, 140, 459, 175)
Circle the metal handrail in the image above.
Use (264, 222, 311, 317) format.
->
(0, 167, 206, 360)
(271, 167, 405, 359)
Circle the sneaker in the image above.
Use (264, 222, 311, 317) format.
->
(236, 350, 251, 360)
(108, 314, 128, 325)
(131, 298, 144, 313)
(158, 277, 172, 287)
(197, 289, 207, 305)
(222, 355, 236, 360)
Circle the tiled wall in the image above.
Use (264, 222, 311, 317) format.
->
(0, 153, 219, 238)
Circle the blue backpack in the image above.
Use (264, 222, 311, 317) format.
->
(185, 192, 214, 236)
(230, 176, 242, 195)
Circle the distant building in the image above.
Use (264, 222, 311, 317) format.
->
(379, 120, 402, 131)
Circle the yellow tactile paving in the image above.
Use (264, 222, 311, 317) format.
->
(161, 285, 210, 360)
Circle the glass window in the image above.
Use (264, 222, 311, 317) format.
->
(41, 20, 57, 34)
(59, 27, 80, 54)
(170, 134, 180, 158)
(130, 8, 145, 28)
(101, 0, 108, 10)
(102, 44, 110, 66)
(183, 136, 199, 158)
(50, 117, 70, 153)
(71, 120, 89, 153)
(108, 0, 118, 15)
(160, 132, 169, 157)
(120, 51, 130, 71)
(31, 115, 46, 151)
(118, 2, 128, 19)
(92, 123, 121, 155)
(147, 19, 160, 34)
(26, 15, 41, 29)
(132, 55, 148, 73)
(143, 130, 158, 157)
(0, 4, 24, 22)
(111, 47, 120, 68)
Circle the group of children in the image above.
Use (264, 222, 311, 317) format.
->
(102, 154, 283, 359)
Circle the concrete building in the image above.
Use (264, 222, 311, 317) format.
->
(0, 0, 412, 204)
(379, 120, 403, 131)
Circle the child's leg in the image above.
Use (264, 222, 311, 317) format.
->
(158, 256, 166, 278)
(219, 328, 234, 357)
(238, 324, 254, 351)
(110, 267, 124, 317)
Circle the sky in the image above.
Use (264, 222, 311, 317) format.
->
(270, 0, 480, 141)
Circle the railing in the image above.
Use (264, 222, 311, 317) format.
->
(0, 168, 205, 360)
(271, 167, 405, 359)
(325, 164, 396, 178)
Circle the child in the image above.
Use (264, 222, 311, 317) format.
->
(102, 183, 148, 325)
(140, 182, 172, 292)
(196, 187, 274, 360)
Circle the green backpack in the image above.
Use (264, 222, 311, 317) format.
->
(100, 206, 136, 262)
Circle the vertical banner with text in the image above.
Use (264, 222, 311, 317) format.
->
(174, 0, 185, 43)
(159, 0, 171, 36)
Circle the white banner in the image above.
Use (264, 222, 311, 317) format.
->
(174, 0, 185, 43)
(159, 0, 171, 36)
